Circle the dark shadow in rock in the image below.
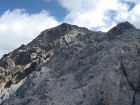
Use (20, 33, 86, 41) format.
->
(15, 62, 37, 83)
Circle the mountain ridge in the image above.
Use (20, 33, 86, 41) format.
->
(1, 21, 140, 105)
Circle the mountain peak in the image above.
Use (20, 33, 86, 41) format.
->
(59, 23, 71, 26)
(117, 21, 136, 30)
(107, 21, 136, 40)
(58, 23, 79, 30)
(108, 21, 136, 34)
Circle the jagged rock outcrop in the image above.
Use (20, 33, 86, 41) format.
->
(0, 22, 140, 105)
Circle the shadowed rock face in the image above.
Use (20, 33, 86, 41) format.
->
(1, 21, 140, 105)
(107, 21, 137, 40)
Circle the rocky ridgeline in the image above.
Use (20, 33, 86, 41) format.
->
(1, 22, 140, 105)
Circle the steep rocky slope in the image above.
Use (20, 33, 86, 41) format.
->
(1, 21, 140, 105)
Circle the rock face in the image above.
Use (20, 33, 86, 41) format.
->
(1, 22, 140, 105)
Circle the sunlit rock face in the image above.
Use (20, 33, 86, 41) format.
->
(1, 22, 140, 105)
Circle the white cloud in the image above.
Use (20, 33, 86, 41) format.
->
(126, 3, 140, 28)
(124, 0, 140, 4)
(0, 9, 59, 58)
(58, 0, 140, 31)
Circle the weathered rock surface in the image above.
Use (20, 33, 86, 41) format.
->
(0, 22, 140, 105)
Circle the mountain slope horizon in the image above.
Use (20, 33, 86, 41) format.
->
(1, 21, 140, 105)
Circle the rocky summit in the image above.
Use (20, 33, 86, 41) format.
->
(0, 21, 140, 105)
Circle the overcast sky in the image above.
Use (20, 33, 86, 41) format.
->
(0, 0, 140, 58)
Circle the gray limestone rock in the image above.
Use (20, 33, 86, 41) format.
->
(0, 21, 140, 105)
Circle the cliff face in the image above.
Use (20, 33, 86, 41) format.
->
(1, 22, 140, 105)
